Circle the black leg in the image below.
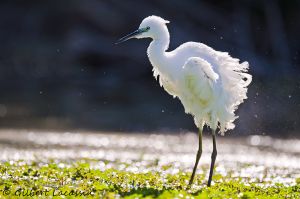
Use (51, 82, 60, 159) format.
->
(207, 129, 217, 187)
(188, 128, 203, 186)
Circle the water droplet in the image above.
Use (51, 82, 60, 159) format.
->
(288, 95, 292, 98)
(161, 110, 165, 113)
(39, 91, 43, 94)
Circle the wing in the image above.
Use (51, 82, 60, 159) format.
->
(179, 57, 220, 128)
(172, 42, 252, 133)
(183, 57, 219, 82)
(194, 44, 252, 107)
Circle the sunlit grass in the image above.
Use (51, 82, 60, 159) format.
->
(0, 160, 299, 199)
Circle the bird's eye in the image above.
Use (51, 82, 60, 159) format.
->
(146, 26, 150, 31)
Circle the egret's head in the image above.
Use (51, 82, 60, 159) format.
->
(116, 16, 169, 44)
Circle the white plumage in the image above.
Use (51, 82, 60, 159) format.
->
(138, 16, 252, 134)
(116, 15, 252, 186)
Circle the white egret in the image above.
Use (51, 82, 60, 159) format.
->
(116, 16, 252, 187)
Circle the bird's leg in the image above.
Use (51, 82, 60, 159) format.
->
(207, 129, 217, 187)
(188, 128, 203, 186)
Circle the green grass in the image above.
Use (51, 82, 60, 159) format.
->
(0, 160, 299, 199)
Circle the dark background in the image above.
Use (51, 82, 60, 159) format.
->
(0, 0, 299, 137)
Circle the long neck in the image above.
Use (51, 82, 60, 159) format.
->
(147, 26, 170, 74)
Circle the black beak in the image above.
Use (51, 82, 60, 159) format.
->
(115, 29, 142, 44)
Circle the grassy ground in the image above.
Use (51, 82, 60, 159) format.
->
(0, 160, 299, 199)
(0, 130, 299, 198)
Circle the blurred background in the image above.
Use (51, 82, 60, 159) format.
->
(0, 0, 299, 137)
